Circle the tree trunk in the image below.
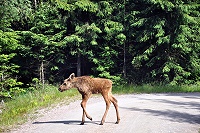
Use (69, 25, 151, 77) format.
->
(34, 0, 37, 9)
(40, 60, 45, 89)
(123, 43, 126, 78)
(77, 52, 81, 77)
(122, 0, 126, 78)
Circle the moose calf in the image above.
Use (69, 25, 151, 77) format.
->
(58, 73, 120, 125)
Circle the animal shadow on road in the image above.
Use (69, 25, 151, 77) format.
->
(33, 120, 100, 125)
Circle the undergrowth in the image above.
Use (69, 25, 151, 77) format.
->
(112, 84, 200, 94)
(0, 85, 79, 132)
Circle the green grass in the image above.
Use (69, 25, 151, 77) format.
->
(0, 85, 79, 132)
(112, 84, 200, 94)
(1, 84, 200, 132)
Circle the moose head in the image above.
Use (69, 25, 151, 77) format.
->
(58, 73, 75, 92)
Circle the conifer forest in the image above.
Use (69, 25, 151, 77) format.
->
(0, 0, 200, 97)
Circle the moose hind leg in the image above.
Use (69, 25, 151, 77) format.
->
(100, 93, 111, 125)
(110, 95, 120, 124)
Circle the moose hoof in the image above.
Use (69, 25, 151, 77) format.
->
(115, 121, 119, 124)
(99, 121, 104, 125)
(80, 122, 84, 125)
(99, 123, 103, 125)
(87, 116, 92, 121)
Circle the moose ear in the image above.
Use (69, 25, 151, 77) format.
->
(69, 73, 75, 80)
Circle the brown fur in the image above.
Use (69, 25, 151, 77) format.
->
(58, 73, 120, 125)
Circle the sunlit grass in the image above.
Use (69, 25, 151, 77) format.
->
(0, 85, 79, 132)
(113, 84, 200, 94)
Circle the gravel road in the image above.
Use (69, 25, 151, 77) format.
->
(10, 93, 200, 133)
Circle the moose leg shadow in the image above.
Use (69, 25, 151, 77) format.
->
(33, 120, 100, 125)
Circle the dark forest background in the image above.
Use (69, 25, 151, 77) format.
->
(0, 0, 200, 97)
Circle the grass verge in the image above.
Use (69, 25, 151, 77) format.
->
(113, 84, 200, 94)
(0, 85, 79, 132)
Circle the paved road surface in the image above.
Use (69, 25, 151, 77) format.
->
(10, 93, 200, 133)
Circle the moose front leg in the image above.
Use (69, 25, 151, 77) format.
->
(80, 94, 92, 125)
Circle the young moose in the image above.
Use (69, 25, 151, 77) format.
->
(58, 73, 120, 125)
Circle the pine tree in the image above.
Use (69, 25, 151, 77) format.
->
(0, 31, 23, 98)
(126, 0, 200, 84)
